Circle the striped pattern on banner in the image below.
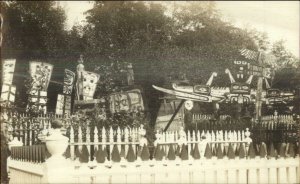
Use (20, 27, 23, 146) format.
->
(239, 48, 259, 61)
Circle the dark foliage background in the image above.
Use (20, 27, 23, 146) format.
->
(1, 1, 299, 126)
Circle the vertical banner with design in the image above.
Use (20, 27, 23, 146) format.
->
(1, 59, 16, 104)
(29, 61, 53, 91)
(55, 94, 71, 115)
(80, 71, 100, 100)
(56, 69, 75, 115)
(27, 61, 53, 113)
(63, 69, 75, 95)
(27, 90, 47, 113)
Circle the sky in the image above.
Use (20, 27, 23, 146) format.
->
(60, 1, 299, 58)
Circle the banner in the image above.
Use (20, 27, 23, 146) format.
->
(27, 90, 47, 113)
(63, 69, 75, 95)
(240, 48, 259, 61)
(248, 64, 263, 77)
(78, 71, 99, 100)
(109, 89, 144, 113)
(29, 61, 53, 91)
(2, 59, 16, 85)
(0, 84, 16, 103)
(55, 94, 71, 115)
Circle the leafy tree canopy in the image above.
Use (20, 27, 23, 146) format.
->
(1, 1, 68, 58)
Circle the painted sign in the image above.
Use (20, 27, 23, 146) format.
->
(109, 89, 144, 113)
(248, 64, 263, 77)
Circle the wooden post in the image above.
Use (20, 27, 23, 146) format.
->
(255, 52, 263, 121)
(127, 63, 134, 86)
(164, 100, 185, 132)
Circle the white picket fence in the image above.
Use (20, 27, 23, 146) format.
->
(192, 114, 228, 121)
(8, 155, 300, 184)
(68, 125, 144, 161)
(65, 124, 252, 163)
(261, 115, 295, 124)
(193, 113, 296, 124)
(70, 157, 300, 184)
(8, 124, 300, 184)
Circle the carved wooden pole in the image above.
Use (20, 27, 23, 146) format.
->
(127, 63, 134, 86)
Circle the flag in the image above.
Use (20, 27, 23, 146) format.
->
(63, 69, 75, 95)
(2, 59, 16, 85)
(239, 48, 259, 61)
(29, 61, 53, 91)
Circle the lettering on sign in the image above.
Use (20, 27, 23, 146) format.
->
(248, 64, 263, 77)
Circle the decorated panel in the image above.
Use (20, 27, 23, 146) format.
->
(2, 59, 16, 85)
(63, 69, 75, 95)
(29, 61, 53, 91)
(109, 89, 144, 113)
